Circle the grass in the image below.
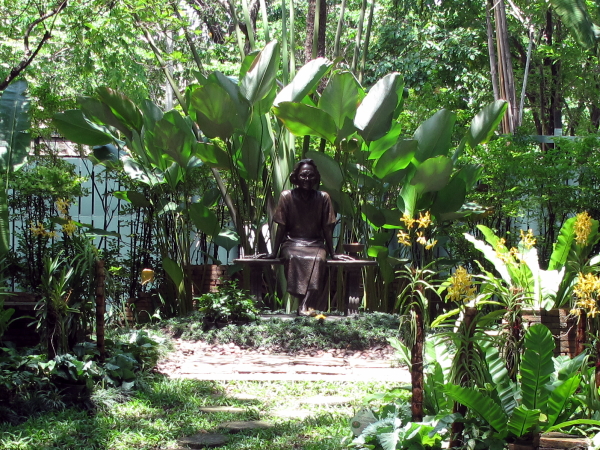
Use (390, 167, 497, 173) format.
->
(0, 377, 408, 449)
(155, 311, 404, 353)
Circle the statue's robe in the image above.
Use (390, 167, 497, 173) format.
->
(273, 188, 336, 298)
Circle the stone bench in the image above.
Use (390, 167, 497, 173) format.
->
(233, 258, 377, 315)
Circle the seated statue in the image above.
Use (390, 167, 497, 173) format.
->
(260, 159, 352, 315)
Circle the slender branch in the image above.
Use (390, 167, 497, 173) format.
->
(0, 0, 68, 91)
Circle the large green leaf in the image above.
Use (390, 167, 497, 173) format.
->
(305, 150, 343, 191)
(548, 217, 576, 270)
(354, 73, 404, 142)
(208, 71, 250, 128)
(197, 142, 230, 169)
(549, 0, 598, 50)
(274, 57, 332, 106)
(78, 96, 133, 139)
(163, 256, 183, 292)
(484, 345, 517, 415)
(466, 100, 508, 149)
(213, 229, 240, 252)
(240, 40, 280, 105)
(547, 375, 580, 427)
(410, 155, 453, 194)
(53, 110, 113, 146)
(189, 82, 237, 139)
(0, 80, 30, 173)
(273, 102, 337, 143)
(507, 406, 540, 438)
(319, 71, 362, 129)
(521, 324, 555, 411)
(113, 190, 151, 208)
(96, 87, 143, 133)
(431, 175, 467, 216)
(189, 203, 220, 237)
(154, 110, 196, 168)
(444, 384, 508, 434)
(236, 135, 261, 180)
(362, 203, 387, 228)
(368, 122, 403, 160)
(372, 139, 417, 179)
(413, 109, 456, 162)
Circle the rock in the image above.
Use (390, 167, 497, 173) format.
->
(178, 433, 229, 448)
(199, 406, 246, 413)
(299, 395, 352, 406)
(218, 421, 273, 432)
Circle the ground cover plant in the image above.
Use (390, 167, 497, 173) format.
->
(156, 312, 403, 354)
(0, 378, 398, 450)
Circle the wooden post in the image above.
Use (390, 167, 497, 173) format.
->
(576, 310, 587, 356)
(95, 259, 106, 362)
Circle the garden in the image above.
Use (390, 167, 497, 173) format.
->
(3, 0, 600, 448)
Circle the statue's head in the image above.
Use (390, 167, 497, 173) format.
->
(290, 159, 321, 190)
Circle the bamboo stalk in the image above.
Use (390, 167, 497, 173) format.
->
(334, 0, 347, 58)
(240, 0, 256, 51)
(289, 0, 296, 78)
(259, 0, 270, 42)
(358, 0, 375, 84)
(282, 0, 289, 84)
(351, 0, 368, 74)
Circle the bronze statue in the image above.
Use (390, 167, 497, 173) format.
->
(260, 159, 352, 315)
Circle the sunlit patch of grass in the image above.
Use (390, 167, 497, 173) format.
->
(0, 377, 396, 449)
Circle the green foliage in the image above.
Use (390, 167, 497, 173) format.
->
(158, 311, 402, 353)
(196, 280, 260, 325)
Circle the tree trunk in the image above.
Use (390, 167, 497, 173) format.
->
(449, 307, 478, 449)
(411, 303, 424, 422)
(576, 310, 587, 356)
(305, 0, 316, 62)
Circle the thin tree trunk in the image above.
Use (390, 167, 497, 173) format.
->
(358, 0, 375, 84)
(576, 311, 587, 356)
(351, 0, 368, 74)
(334, 0, 347, 58)
(486, 0, 499, 100)
(305, 0, 316, 62)
(411, 303, 424, 422)
(449, 307, 478, 449)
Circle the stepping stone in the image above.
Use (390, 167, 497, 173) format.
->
(299, 395, 352, 406)
(270, 408, 311, 420)
(229, 393, 258, 401)
(178, 433, 229, 448)
(218, 420, 273, 432)
(200, 406, 246, 413)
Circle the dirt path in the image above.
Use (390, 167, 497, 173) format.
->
(157, 338, 411, 382)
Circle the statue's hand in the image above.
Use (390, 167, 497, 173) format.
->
(255, 253, 277, 259)
(331, 253, 355, 261)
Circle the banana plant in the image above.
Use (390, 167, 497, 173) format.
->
(52, 87, 226, 315)
(0, 80, 30, 259)
(444, 324, 600, 445)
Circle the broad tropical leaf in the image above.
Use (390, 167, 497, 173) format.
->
(354, 73, 403, 142)
(273, 102, 337, 143)
(96, 87, 144, 133)
(431, 175, 467, 216)
(549, 217, 576, 270)
(319, 71, 363, 129)
(163, 256, 184, 291)
(521, 324, 554, 410)
(484, 345, 517, 415)
(240, 41, 280, 105)
(372, 139, 417, 179)
(547, 375, 580, 426)
(274, 57, 332, 106)
(549, 0, 598, 50)
(189, 203, 220, 237)
(507, 406, 540, 438)
(189, 82, 238, 139)
(444, 384, 508, 434)
(413, 109, 456, 162)
(466, 100, 508, 149)
(410, 155, 453, 194)
(53, 110, 113, 146)
(305, 150, 343, 190)
(0, 80, 30, 173)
